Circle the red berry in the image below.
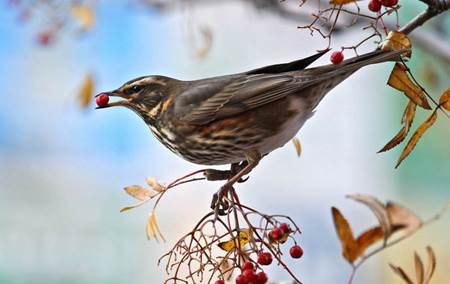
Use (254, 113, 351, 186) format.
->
(96, 93, 110, 107)
(257, 252, 273, 266)
(215, 280, 225, 284)
(330, 51, 344, 64)
(235, 274, 247, 284)
(381, 0, 398, 7)
(241, 261, 254, 271)
(368, 0, 382, 12)
(290, 245, 304, 259)
(256, 272, 268, 284)
(279, 223, 290, 234)
(270, 227, 282, 240)
(36, 32, 52, 46)
(242, 269, 257, 283)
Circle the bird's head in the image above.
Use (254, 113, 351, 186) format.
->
(96, 75, 174, 123)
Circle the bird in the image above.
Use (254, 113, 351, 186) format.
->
(96, 48, 405, 212)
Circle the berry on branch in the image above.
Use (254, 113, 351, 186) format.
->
(256, 271, 269, 284)
(330, 51, 344, 64)
(257, 252, 273, 266)
(368, 0, 382, 12)
(290, 245, 304, 259)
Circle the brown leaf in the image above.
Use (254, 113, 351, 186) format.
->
(380, 31, 412, 58)
(218, 229, 251, 252)
(388, 63, 431, 109)
(386, 201, 422, 235)
(355, 226, 384, 256)
(71, 4, 95, 32)
(146, 211, 166, 242)
(329, 0, 356, 4)
(396, 110, 438, 168)
(124, 185, 153, 201)
(77, 74, 94, 108)
(347, 194, 392, 240)
(292, 137, 302, 157)
(119, 199, 149, 212)
(424, 246, 436, 284)
(331, 207, 358, 263)
(439, 88, 450, 111)
(390, 264, 414, 284)
(378, 100, 417, 153)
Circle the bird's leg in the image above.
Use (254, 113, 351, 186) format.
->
(204, 161, 249, 182)
(211, 150, 261, 218)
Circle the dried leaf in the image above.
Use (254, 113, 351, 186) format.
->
(329, 0, 356, 4)
(386, 201, 422, 235)
(120, 199, 149, 212)
(146, 211, 166, 242)
(424, 246, 436, 284)
(355, 226, 384, 256)
(77, 74, 94, 108)
(439, 88, 450, 111)
(71, 4, 95, 32)
(124, 185, 153, 201)
(378, 100, 417, 153)
(218, 229, 251, 252)
(380, 31, 412, 58)
(196, 26, 213, 60)
(390, 264, 414, 284)
(347, 194, 392, 240)
(388, 63, 431, 109)
(146, 177, 165, 192)
(414, 252, 424, 284)
(331, 207, 358, 263)
(292, 137, 302, 157)
(396, 110, 438, 168)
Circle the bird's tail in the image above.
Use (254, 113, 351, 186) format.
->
(309, 48, 408, 76)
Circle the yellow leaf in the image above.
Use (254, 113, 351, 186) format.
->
(388, 63, 431, 109)
(396, 110, 437, 168)
(147, 211, 166, 242)
(124, 185, 153, 201)
(424, 246, 436, 284)
(146, 177, 165, 192)
(355, 226, 384, 257)
(77, 74, 94, 109)
(331, 207, 358, 263)
(292, 137, 302, 157)
(218, 229, 251, 252)
(71, 4, 95, 32)
(378, 100, 416, 153)
(329, 0, 356, 4)
(414, 252, 424, 284)
(380, 31, 412, 58)
(439, 88, 450, 111)
(386, 201, 422, 235)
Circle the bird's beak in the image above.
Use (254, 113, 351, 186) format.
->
(95, 90, 130, 109)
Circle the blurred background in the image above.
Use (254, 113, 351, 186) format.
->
(0, 0, 449, 283)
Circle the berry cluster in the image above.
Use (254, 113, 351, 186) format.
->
(234, 261, 269, 284)
(368, 0, 399, 13)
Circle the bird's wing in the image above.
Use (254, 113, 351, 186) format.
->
(173, 73, 316, 125)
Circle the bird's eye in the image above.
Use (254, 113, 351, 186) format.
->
(131, 85, 142, 92)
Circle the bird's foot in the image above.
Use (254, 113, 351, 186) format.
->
(210, 185, 232, 219)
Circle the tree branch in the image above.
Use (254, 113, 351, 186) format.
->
(399, 0, 450, 34)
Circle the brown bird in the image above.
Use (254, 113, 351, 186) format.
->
(97, 49, 404, 212)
